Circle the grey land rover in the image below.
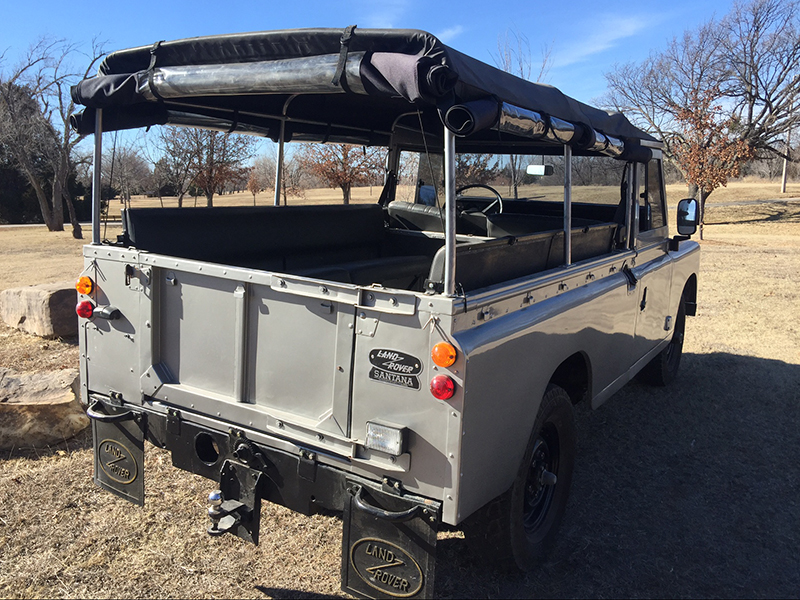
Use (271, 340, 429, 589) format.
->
(71, 26, 700, 599)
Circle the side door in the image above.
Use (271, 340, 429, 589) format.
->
(631, 157, 674, 359)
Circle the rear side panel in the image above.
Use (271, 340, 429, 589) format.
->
(349, 298, 462, 514)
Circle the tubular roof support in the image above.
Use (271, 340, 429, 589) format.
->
(443, 125, 457, 297)
(274, 120, 285, 206)
(92, 109, 103, 245)
(563, 144, 572, 266)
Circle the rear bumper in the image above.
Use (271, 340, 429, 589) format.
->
(90, 395, 434, 518)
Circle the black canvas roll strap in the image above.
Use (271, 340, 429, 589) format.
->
(147, 41, 165, 101)
(228, 109, 239, 134)
(331, 24, 356, 91)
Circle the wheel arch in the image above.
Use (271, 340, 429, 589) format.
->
(548, 351, 591, 405)
(682, 273, 698, 316)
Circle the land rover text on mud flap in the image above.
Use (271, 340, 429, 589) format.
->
(71, 26, 700, 599)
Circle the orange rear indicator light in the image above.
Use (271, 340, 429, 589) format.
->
(431, 342, 457, 368)
(75, 276, 94, 295)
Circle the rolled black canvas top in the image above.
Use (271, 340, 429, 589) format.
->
(70, 27, 656, 149)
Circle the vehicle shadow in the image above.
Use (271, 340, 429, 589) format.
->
(434, 352, 800, 598)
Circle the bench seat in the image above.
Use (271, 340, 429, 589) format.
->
(296, 255, 431, 286)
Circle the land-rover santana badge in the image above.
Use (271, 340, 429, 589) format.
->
(368, 349, 422, 390)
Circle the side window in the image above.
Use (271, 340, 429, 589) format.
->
(637, 160, 666, 233)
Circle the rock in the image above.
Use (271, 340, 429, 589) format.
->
(0, 368, 88, 451)
(0, 282, 78, 338)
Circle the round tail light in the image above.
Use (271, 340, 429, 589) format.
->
(75, 275, 94, 295)
(431, 342, 457, 367)
(76, 301, 94, 319)
(430, 375, 455, 400)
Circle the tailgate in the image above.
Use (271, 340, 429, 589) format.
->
(148, 260, 358, 438)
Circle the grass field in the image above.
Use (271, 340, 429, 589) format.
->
(0, 182, 799, 598)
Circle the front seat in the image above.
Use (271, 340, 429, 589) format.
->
(387, 201, 446, 232)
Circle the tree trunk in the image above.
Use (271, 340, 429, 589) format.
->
(205, 191, 214, 207)
(63, 191, 83, 239)
(177, 192, 184, 208)
(699, 188, 705, 241)
(18, 156, 56, 230)
(342, 184, 351, 205)
(50, 154, 69, 231)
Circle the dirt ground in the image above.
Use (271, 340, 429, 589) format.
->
(0, 184, 799, 598)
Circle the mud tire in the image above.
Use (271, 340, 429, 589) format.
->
(462, 384, 576, 572)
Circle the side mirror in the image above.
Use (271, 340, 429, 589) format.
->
(676, 198, 698, 236)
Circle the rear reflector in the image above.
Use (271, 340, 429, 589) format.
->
(76, 301, 94, 319)
(430, 375, 455, 400)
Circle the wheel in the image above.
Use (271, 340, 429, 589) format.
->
(638, 293, 686, 386)
(455, 183, 504, 215)
(462, 384, 576, 571)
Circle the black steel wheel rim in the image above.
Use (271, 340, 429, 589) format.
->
(523, 423, 559, 536)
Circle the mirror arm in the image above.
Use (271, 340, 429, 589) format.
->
(669, 235, 691, 252)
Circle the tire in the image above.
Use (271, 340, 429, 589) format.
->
(462, 384, 576, 572)
(638, 292, 686, 386)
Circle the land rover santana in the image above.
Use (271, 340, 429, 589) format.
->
(71, 27, 700, 599)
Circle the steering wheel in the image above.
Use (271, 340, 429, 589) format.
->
(456, 184, 504, 215)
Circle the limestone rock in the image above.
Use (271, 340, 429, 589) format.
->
(0, 282, 78, 338)
(0, 368, 88, 451)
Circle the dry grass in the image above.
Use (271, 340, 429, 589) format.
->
(0, 183, 799, 598)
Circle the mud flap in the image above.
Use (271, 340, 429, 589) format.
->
(89, 401, 146, 506)
(342, 481, 440, 599)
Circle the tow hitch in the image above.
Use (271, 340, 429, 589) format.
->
(205, 460, 264, 544)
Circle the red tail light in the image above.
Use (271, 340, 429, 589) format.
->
(430, 375, 455, 400)
(76, 301, 94, 319)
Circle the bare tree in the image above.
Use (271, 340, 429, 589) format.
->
(456, 154, 501, 185)
(604, 0, 800, 197)
(187, 130, 255, 207)
(246, 168, 261, 205)
(110, 144, 151, 204)
(142, 126, 199, 207)
(280, 155, 306, 204)
(0, 38, 105, 238)
(493, 29, 553, 198)
(295, 143, 384, 204)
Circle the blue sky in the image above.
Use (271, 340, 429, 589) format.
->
(3, 0, 736, 103)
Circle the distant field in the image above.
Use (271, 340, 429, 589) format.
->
(100, 179, 800, 219)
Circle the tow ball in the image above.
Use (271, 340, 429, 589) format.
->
(206, 489, 247, 536)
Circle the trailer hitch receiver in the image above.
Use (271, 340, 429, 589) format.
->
(205, 460, 264, 544)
